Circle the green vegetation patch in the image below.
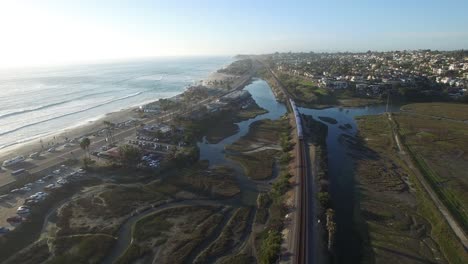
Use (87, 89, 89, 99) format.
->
(194, 207, 252, 264)
(355, 114, 467, 263)
(401, 102, 468, 121)
(0, 179, 101, 263)
(48, 234, 116, 264)
(228, 149, 279, 180)
(119, 205, 224, 264)
(394, 113, 468, 231)
(180, 101, 267, 144)
(3, 240, 50, 264)
(148, 162, 240, 198)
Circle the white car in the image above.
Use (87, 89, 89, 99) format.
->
(77, 169, 86, 174)
(47, 148, 56, 152)
(19, 187, 31, 192)
(53, 169, 61, 175)
(36, 179, 45, 184)
(17, 206, 30, 214)
(44, 184, 56, 190)
(10, 189, 21, 194)
(57, 179, 67, 185)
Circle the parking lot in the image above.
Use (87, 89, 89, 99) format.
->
(0, 165, 85, 233)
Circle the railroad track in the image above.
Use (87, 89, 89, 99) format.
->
(295, 138, 309, 264)
(254, 59, 313, 263)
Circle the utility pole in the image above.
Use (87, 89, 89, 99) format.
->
(386, 92, 390, 113)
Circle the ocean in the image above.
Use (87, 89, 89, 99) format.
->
(0, 56, 232, 150)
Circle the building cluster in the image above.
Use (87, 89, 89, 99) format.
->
(270, 50, 468, 98)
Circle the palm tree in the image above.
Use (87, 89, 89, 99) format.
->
(80, 137, 91, 158)
(103, 121, 116, 145)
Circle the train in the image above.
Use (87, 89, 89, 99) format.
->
(289, 99, 303, 140)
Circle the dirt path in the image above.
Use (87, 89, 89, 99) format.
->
(388, 113, 468, 251)
(243, 145, 282, 154)
(102, 199, 227, 264)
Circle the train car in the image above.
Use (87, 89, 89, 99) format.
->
(289, 99, 303, 140)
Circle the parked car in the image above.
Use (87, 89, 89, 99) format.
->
(17, 206, 30, 215)
(44, 184, 56, 190)
(19, 187, 31, 193)
(0, 227, 10, 234)
(43, 174, 54, 180)
(6, 216, 22, 223)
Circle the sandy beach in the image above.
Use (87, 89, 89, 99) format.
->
(0, 68, 243, 188)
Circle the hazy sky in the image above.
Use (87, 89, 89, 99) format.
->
(0, 0, 467, 67)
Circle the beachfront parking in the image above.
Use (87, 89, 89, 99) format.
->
(0, 165, 85, 231)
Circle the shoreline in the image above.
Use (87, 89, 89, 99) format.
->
(0, 68, 236, 162)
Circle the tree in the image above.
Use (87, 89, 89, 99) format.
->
(103, 121, 116, 145)
(119, 144, 142, 168)
(80, 137, 91, 158)
(259, 230, 282, 264)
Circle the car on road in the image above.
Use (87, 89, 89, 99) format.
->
(77, 169, 86, 174)
(47, 147, 56, 152)
(36, 179, 45, 184)
(52, 169, 61, 175)
(29, 152, 40, 159)
(0, 227, 10, 234)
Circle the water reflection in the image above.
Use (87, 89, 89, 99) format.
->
(299, 104, 401, 263)
(198, 79, 287, 205)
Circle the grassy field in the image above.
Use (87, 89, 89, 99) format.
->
(149, 162, 240, 198)
(355, 114, 467, 264)
(401, 102, 468, 121)
(3, 240, 50, 264)
(277, 73, 335, 104)
(194, 207, 252, 264)
(338, 98, 383, 107)
(180, 101, 267, 144)
(228, 149, 279, 180)
(117, 205, 224, 264)
(48, 234, 116, 264)
(0, 178, 102, 263)
(394, 112, 468, 232)
(226, 118, 289, 180)
(227, 119, 289, 152)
